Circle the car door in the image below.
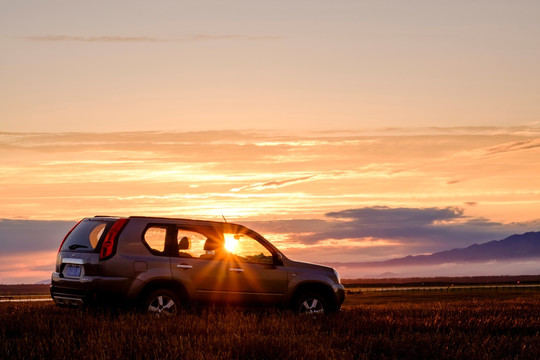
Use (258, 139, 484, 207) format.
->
(224, 232, 288, 304)
(169, 226, 229, 303)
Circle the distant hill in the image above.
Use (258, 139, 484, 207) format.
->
(326, 231, 540, 268)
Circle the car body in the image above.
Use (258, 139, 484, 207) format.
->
(51, 216, 345, 314)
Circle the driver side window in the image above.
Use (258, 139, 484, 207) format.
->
(224, 233, 274, 265)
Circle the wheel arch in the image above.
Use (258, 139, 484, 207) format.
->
(138, 279, 189, 305)
(289, 281, 338, 312)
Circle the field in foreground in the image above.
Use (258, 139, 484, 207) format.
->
(1, 291, 539, 359)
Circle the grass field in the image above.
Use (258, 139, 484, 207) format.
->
(1, 289, 539, 359)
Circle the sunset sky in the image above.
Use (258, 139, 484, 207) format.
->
(1, 1, 540, 283)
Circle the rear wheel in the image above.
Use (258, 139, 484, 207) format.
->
(144, 289, 180, 316)
(295, 292, 328, 315)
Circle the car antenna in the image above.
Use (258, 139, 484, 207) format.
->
(222, 214, 228, 223)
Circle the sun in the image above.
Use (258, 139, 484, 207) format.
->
(224, 233, 238, 253)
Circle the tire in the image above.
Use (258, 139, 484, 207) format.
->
(144, 289, 181, 316)
(295, 291, 328, 315)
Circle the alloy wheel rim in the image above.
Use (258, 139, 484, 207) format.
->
(299, 297, 324, 314)
(148, 295, 176, 316)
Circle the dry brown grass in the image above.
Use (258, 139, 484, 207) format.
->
(2, 291, 539, 359)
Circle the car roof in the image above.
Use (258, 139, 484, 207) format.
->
(92, 215, 246, 231)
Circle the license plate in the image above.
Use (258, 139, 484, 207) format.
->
(64, 265, 81, 278)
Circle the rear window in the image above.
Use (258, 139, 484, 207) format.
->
(61, 219, 114, 252)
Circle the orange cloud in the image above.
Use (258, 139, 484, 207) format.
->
(1, 128, 539, 225)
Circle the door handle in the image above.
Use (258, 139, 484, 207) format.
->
(229, 268, 244, 272)
(177, 264, 193, 269)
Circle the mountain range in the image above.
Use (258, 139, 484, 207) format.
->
(325, 231, 540, 268)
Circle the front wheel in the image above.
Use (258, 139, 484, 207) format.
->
(295, 292, 328, 315)
(144, 289, 180, 316)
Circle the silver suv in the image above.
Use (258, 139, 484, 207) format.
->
(51, 216, 345, 315)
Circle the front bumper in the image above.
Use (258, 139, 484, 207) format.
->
(333, 283, 346, 308)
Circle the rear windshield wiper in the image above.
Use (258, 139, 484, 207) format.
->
(69, 244, 89, 250)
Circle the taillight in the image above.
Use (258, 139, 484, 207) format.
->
(58, 219, 83, 252)
(100, 218, 129, 260)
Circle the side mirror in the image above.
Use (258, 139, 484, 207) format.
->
(274, 253, 284, 266)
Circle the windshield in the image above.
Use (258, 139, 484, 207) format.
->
(60, 219, 114, 252)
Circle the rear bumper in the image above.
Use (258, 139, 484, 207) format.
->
(50, 272, 97, 305)
(50, 271, 135, 305)
(50, 292, 87, 306)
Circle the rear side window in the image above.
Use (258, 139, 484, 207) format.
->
(61, 219, 113, 252)
(143, 226, 168, 255)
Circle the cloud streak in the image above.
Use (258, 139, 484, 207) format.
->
(18, 34, 284, 43)
(482, 139, 540, 156)
(231, 176, 315, 192)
